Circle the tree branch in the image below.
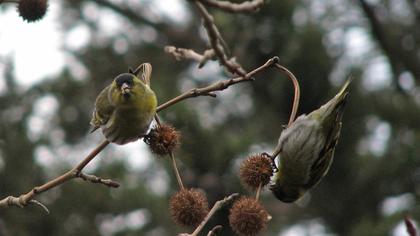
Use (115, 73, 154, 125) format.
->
(0, 140, 110, 210)
(157, 56, 279, 112)
(77, 172, 120, 188)
(165, 46, 216, 68)
(193, 1, 247, 76)
(273, 63, 300, 126)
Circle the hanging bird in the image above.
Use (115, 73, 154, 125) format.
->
(90, 63, 157, 145)
(270, 79, 351, 203)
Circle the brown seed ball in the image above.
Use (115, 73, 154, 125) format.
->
(144, 124, 181, 156)
(169, 189, 209, 227)
(17, 0, 48, 22)
(229, 197, 269, 236)
(240, 154, 273, 189)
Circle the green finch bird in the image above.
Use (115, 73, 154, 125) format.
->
(270, 79, 351, 203)
(90, 63, 157, 145)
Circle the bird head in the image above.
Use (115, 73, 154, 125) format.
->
(110, 73, 148, 106)
(270, 181, 305, 203)
(114, 73, 135, 98)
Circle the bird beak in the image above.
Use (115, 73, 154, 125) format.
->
(121, 83, 131, 94)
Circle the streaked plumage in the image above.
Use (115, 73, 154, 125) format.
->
(270, 79, 351, 202)
(90, 63, 157, 145)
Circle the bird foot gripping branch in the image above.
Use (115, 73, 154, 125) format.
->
(261, 152, 279, 173)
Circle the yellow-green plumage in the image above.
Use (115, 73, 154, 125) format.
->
(90, 63, 157, 145)
(270, 79, 351, 202)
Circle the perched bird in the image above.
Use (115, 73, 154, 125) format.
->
(270, 79, 351, 203)
(90, 63, 157, 145)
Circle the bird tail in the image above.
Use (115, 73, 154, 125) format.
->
(336, 77, 352, 101)
(311, 77, 352, 123)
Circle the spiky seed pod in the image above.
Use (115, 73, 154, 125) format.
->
(229, 197, 269, 236)
(144, 124, 181, 156)
(169, 189, 209, 227)
(17, 0, 48, 22)
(240, 154, 273, 190)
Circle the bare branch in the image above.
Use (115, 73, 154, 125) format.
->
(170, 152, 185, 190)
(0, 140, 110, 210)
(77, 172, 120, 188)
(200, 0, 265, 13)
(193, 1, 247, 76)
(157, 56, 279, 112)
(0, 196, 49, 213)
(273, 63, 300, 126)
(165, 46, 216, 68)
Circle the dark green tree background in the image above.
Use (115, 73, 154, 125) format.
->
(0, 0, 419, 235)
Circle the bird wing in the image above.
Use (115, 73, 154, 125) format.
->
(304, 122, 342, 189)
(90, 85, 114, 133)
(277, 116, 323, 184)
(303, 80, 350, 188)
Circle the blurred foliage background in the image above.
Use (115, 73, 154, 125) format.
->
(1, 0, 420, 235)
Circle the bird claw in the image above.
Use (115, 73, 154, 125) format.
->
(261, 152, 278, 173)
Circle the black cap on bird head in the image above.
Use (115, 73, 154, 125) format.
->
(114, 73, 134, 98)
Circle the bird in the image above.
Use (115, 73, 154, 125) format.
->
(270, 79, 351, 203)
(90, 63, 157, 145)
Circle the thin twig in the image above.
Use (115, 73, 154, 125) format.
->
(267, 64, 300, 159)
(165, 46, 216, 68)
(170, 152, 185, 190)
(255, 182, 262, 201)
(193, 1, 247, 76)
(0, 140, 110, 210)
(157, 56, 279, 112)
(74, 140, 110, 173)
(153, 114, 185, 190)
(200, 0, 265, 13)
(185, 193, 239, 236)
(273, 63, 300, 126)
(77, 172, 120, 188)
